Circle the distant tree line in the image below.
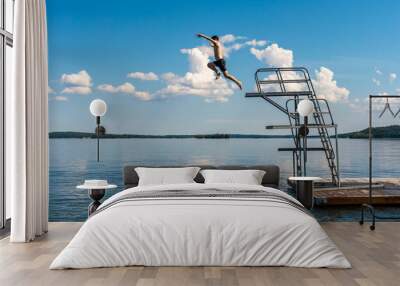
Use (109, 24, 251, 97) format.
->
(50, 125, 400, 139)
(339, 125, 400, 139)
(48, 132, 292, 139)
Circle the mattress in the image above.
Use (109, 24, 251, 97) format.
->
(50, 183, 350, 269)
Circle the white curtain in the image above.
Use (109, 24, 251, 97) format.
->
(8, 0, 49, 242)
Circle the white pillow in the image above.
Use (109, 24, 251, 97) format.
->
(135, 167, 200, 186)
(200, 169, 266, 185)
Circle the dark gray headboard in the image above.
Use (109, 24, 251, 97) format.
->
(123, 165, 280, 189)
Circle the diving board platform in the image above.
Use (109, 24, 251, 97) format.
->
(245, 67, 340, 185)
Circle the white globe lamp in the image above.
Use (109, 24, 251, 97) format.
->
(89, 99, 107, 162)
(90, 99, 107, 117)
(297, 99, 314, 117)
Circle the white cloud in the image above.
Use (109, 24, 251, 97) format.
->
(127, 72, 159, 81)
(53, 95, 68, 101)
(312, 67, 349, 102)
(161, 72, 182, 83)
(220, 34, 245, 44)
(347, 98, 367, 112)
(389, 73, 397, 82)
(197, 34, 267, 59)
(223, 43, 242, 55)
(117, 82, 137, 93)
(249, 42, 350, 103)
(372, 78, 381, 86)
(223, 37, 267, 57)
(245, 39, 267, 47)
(375, 68, 382, 75)
(156, 46, 235, 102)
(98, 82, 136, 94)
(61, 86, 92, 95)
(61, 70, 92, 87)
(97, 82, 151, 101)
(133, 91, 152, 101)
(97, 84, 119, 93)
(249, 43, 305, 93)
(250, 43, 293, 67)
(156, 35, 348, 104)
(48, 86, 55, 94)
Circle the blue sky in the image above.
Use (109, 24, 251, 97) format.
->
(47, 0, 400, 134)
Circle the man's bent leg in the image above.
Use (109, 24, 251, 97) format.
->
(207, 62, 218, 73)
(208, 62, 221, 79)
(223, 71, 242, 90)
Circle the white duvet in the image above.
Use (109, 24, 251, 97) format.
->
(50, 183, 350, 269)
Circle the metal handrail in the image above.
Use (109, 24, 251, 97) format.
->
(246, 91, 312, 97)
(247, 67, 340, 185)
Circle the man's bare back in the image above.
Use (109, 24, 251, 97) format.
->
(197, 33, 242, 90)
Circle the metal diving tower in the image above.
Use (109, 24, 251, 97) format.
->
(246, 67, 340, 186)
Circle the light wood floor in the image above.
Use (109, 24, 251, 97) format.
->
(0, 222, 399, 286)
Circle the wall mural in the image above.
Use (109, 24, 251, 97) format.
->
(47, 0, 400, 221)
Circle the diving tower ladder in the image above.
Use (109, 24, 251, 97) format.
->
(246, 67, 340, 185)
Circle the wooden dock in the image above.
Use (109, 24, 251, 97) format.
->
(312, 178, 400, 206)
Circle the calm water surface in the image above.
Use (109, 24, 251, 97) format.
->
(49, 138, 400, 221)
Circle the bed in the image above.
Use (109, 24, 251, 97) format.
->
(50, 165, 350, 269)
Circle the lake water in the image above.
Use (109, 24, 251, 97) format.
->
(49, 138, 400, 222)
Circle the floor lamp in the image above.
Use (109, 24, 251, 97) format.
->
(89, 99, 107, 162)
(297, 99, 314, 176)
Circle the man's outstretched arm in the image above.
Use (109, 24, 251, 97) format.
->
(196, 33, 217, 45)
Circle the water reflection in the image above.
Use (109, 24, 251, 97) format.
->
(50, 138, 400, 221)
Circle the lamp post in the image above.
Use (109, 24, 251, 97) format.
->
(297, 99, 314, 176)
(89, 99, 107, 162)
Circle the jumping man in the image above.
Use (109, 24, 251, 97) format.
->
(197, 33, 243, 90)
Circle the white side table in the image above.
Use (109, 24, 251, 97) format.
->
(288, 177, 321, 209)
(77, 180, 117, 216)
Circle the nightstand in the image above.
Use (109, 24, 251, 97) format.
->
(288, 176, 321, 209)
(77, 180, 117, 216)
